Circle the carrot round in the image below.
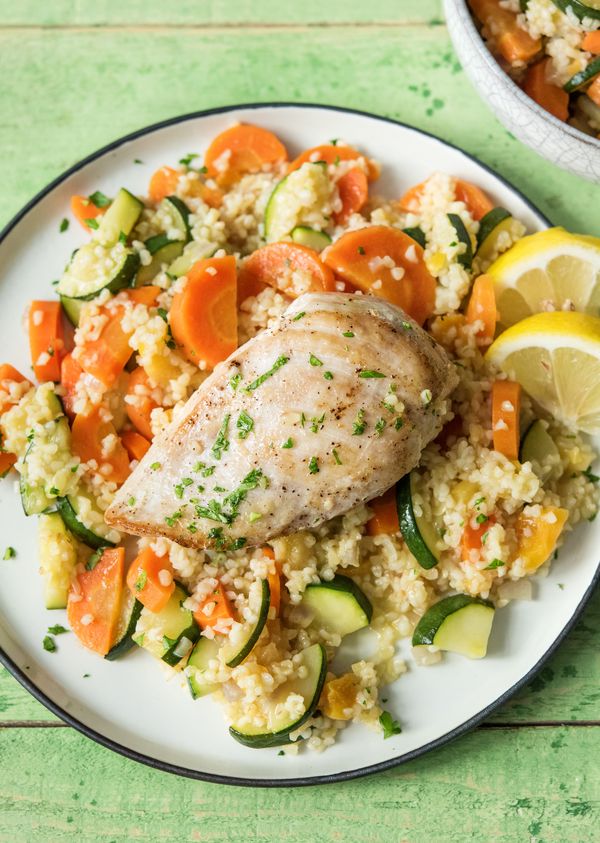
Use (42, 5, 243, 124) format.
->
(29, 301, 64, 382)
(523, 59, 569, 122)
(491, 380, 521, 461)
(193, 580, 236, 631)
(588, 75, 600, 107)
(0, 452, 17, 477)
(323, 226, 436, 325)
(288, 144, 378, 181)
(468, 0, 541, 64)
(60, 352, 83, 419)
(71, 195, 107, 231)
(582, 31, 600, 54)
(125, 367, 157, 440)
(204, 124, 288, 187)
(67, 547, 125, 656)
(126, 546, 175, 613)
(120, 429, 151, 462)
(366, 486, 399, 536)
(334, 168, 369, 224)
(148, 166, 180, 203)
(0, 364, 31, 415)
(239, 243, 336, 301)
(170, 256, 238, 369)
(465, 274, 497, 345)
(399, 179, 494, 221)
(71, 406, 130, 485)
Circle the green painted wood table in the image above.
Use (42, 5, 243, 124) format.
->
(0, 3, 598, 841)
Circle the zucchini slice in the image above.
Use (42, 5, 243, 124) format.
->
(133, 584, 199, 669)
(475, 207, 513, 264)
(222, 579, 270, 668)
(57, 241, 140, 301)
(519, 420, 560, 480)
(96, 187, 144, 246)
(551, 0, 600, 20)
(564, 56, 600, 93)
(301, 574, 372, 637)
(186, 637, 220, 698)
(168, 240, 218, 277)
(402, 226, 426, 248)
(291, 226, 331, 252)
(396, 473, 440, 569)
(57, 494, 116, 550)
(136, 234, 184, 285)
(38, 512, 77, 609)
(264, 163, 330, 243)
(60, 295, 84, 327)
(105, 590, 143, 661)
(229, 643, 327, 748)
(447, 213, 473, 270)
(412, 594, 495, 659)
(159, 195, 192, 242)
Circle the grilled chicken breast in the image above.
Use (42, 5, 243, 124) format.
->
(105, 292, 458, 548)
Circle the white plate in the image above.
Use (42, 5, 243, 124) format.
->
(0, 104, 597, 787)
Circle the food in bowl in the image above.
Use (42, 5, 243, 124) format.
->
(1, 122, 598, 753)
(468, 0, 600, 135)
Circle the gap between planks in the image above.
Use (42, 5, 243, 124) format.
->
(0, 720, 598, 729)
(0, 21, 445, 34)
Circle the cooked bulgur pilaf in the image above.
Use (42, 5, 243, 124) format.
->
(1, 121, 598, 753)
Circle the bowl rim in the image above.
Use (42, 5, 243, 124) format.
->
(448, 0, 600, 151)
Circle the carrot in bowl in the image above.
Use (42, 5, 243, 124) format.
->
(204, 124, 288, 187)
(468, 0, 541, 64)
(582, 31, 600, 55)
(28, 301, 64, 382)
(0, 364, 31, 415)
(193, 581, 236, 631)
(71, 405, 130, 486)
(287, 144, 379, 181)
(491, 379, 521, 461)
(67, 547, 125, 656)
(465, 274, 497, 345)
(238, 242, 336, 300)
(523, 59, 569, 122)
(334, 168, 369, 224)
(399, 178, 494, 221)
(71, 195, 107, 231)
(148, 166, 180, 203)
(366, 486, 399, 536)
(125, 367, 157, 441)
(126, 546, 175, 613)
(120, 429, 151, 462)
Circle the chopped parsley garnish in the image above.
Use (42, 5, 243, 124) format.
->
(475, 513, 488, 524)
(196, 469, 264, 525)
(59, 218, 69, 233)
(583, 466, 599, 483)
(310, 414, 325, 433)
(86, 548, 105, 570)
(42, 636, 57, 653)
(300, 412, 306, 428)
(352, 409, 366, 435)
(127, 496, 136, 506)
(474, 496, 486, 507)
(332, 449, 342, 465)
(375, 418, 386, 435)
(481, 531, 489, 545)
(401, 321, 413, 330)
(134, 158, 143, 164)
(485, 559, 505, 570)
(3, 546, 16, 560)
(323, 371, 334, 380)
(134, 570, 147, 591)
(197, 165, 208, 174)
(308, 456, 319, 474)
(237, 410, 254, 439)
(179, 152, 199, 166)
(49, 486, 59, 495)
(248, 512, 262, 523)
(309, 353, 323, 367)
(357, 246, 365, 255)
(85, 218, 100, 230)
(359, 370, 386, 379)
(342, 330, 354, 338)
(213, 485, 226, 493)
(150, 462, 162, 470)
(164, 510, 183, 527)
(292, 311, 306, 321)
(211, 414, 231, 460)
(244, 355, 289, 392)
(47, 624, 68, 635)
(174, 484, 185, 499)
(282, 437, 294, 449)
(394, 418, 404, 430)
(229, 372, 242, 391)
(88, 190, 111, 208)
(118, 231, 127, 245)
(163, 634, 177, 650)
(201, 465, 215, 477)
(330, 138, 339, 145)
(379, 711, 402, 739)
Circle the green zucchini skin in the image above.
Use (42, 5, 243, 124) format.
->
(412, 594, 494, 646)
(56, 496, 115, 550)
(60, 295, 84, 327)
(402, 226, 426, 248)
(551, 0, 600, 21)
(564, 56, 600, 93)
(163, 195, 192, 242)
(136, 234, 184, 285)
(396, 474, 438, 570)
(187, 637, 220, 698)
(225, 579, 271, 668)
(290, 226, 331, 252)
(447, 213, 473, 270)
(476, 208, 511, 251)
(302, 574, 372, 636)
(105, 597, 144, 661)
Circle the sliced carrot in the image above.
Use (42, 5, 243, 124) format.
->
(126, 546, 175, 613)
(125, 367, 157, 440)
(70, 195, 107, 231)
(204, 124, 288, 187)
(239, 243, 336, 301)
(170, 256, 237, 369)
(491, 380, 521, 461)
(0, 364, 31, 415)
(582, 31, 600, 54)
(236, 268, 268, 305)
(399, 179, 494, 222)
(148, 166, 180, 203)
(366, 486, 399, 536)
(71, 405, 130, 485)
(465, 274, 497, 345)
(182, 178, 224, 208)
(120, 429, 151, 462)
(523, 58, 569, 122)
(288, 144, 378, 181)
(334, 168, 369, 224)
(468, 0, 541, 63)
(323, 226, 436, 325)
(0, 452, 17, 477)
(60, 352, 83, 419)
(588, 75, 600, 108)
(67, 547, 125, 656)
(193, 581, 236, 631)
(28, 301, 64, 382)
(78, 287, 160, 390)
(461, 515, 496, 562)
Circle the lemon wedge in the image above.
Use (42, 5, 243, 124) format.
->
(486, 311, 600, 434)
(487, 227, 600, 329)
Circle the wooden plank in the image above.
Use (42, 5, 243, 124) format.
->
(0, 725, 597, 841)
(0, 28, 597, 236)
(0, 1, 443, 26)
(1, 584, 598, 723)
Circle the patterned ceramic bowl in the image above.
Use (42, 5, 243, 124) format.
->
(444, 0, 600, 183)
